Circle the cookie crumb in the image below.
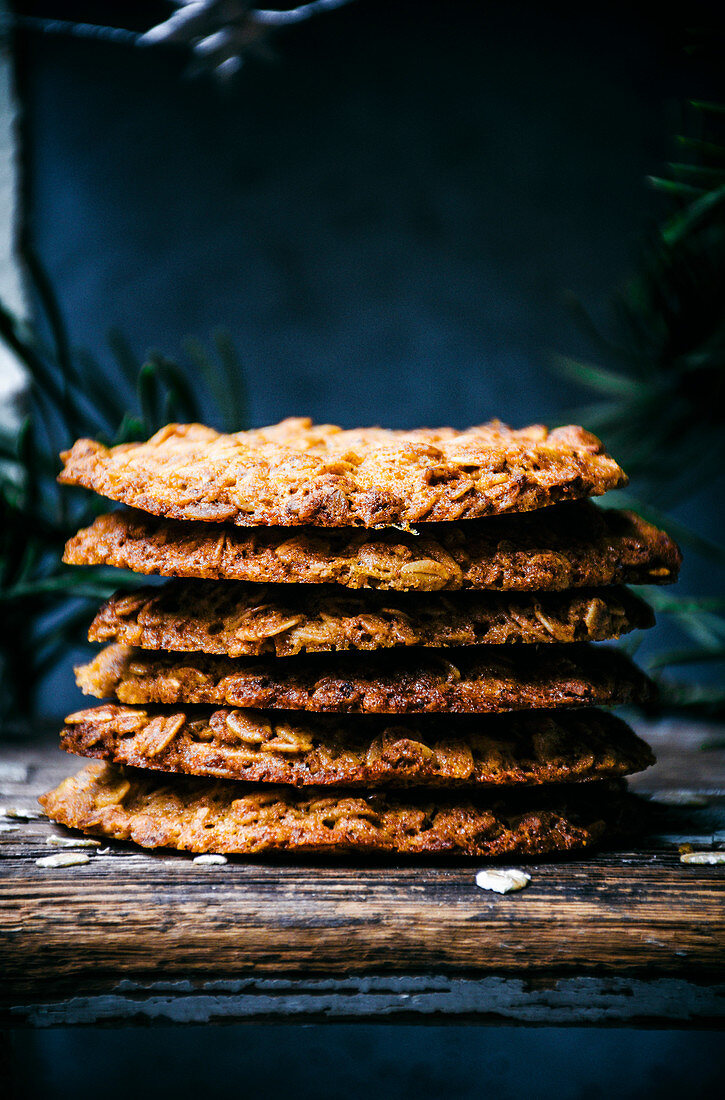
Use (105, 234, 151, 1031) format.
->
(36, 852, 91, 868)
(193, 854, 228, 866)
(475, 868, 531, 894)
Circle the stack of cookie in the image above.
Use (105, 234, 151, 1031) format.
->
(41, 419, 680, 858)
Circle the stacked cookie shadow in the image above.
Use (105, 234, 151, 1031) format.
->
(41, 419, 680, 858)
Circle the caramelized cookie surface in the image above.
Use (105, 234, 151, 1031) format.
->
(40, 763, 635, 856)
(59, 418, 626, 528)
(88, 581, 653, 658)
(76, 642, 654, 715)
(61, 704, 654, 787)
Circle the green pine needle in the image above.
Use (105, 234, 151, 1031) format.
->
(558, 88, 725, 715)
(0, 259, 249, 724)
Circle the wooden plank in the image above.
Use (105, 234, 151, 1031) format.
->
(9, 974, 725, 1029)
(1, 719, 724, 1024)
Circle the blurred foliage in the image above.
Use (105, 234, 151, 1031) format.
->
(558, 97, 725, 717)
(0, 251, 248, 725)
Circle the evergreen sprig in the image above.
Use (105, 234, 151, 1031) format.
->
(0, 260, 248, 726)
(558, 96, 725, 716)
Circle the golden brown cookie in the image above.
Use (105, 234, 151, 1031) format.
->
(76, 642, 654, 714)
(60, 704, 654, 788)
(63, 502, 681, 592)
(58, 418, 626, 528)
(88, 581, 653, 658)
(40, 762, 634, 857)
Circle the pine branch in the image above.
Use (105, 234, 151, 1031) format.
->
(556, 77, 725, 714)
(0, 269, 248, 723)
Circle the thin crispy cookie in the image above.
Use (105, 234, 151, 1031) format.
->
(89, 581, 654, 658)
(39, 762, 634, 856)
(61, 704, 655, 787)
(63, 502, 681, 592)
(77, 642, 654, 714)
(58, 418, 626, 528)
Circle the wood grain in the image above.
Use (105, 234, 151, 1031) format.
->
(1, 719, 724, 1024)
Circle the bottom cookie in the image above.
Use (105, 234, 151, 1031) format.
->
(40, 762, 637, 857)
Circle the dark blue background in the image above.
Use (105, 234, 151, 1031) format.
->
(20, 0, 724, 716)
(8, 3, 725, 1093)
(8, 1024, 724, 1099)
(21, 1, 683, 429)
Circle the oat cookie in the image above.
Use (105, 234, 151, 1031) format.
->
(89, 581, 653, 658)
(61, 704, 654, 787)
(77, 642, 654, 714)
(63, 502, 680, 592)
(58, 418, 626, 528)
(40, 762, 634, 856)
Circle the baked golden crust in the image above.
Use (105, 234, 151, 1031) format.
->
(76, 643, 654, 714)
(39, 762, 633, 856)
(63, 503, 681, 593)
(58, 419, 627, 528)
(60, 704, 655, 788)
(88, 581, 653, 658)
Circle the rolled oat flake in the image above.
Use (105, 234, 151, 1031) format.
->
(475, 868, 531, 894)
(46, 835, 101, 848)
(36, 852, 91, 868)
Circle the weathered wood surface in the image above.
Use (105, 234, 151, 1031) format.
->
(1, 718, 724, 1026)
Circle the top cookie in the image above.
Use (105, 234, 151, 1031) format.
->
(58, 418, 627, 528)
